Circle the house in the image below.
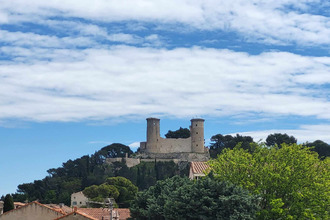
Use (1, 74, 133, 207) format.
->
(0, 201, 130, 220)
(0, 201, 65, 220)
(0, 201, 3, 215)
(189, 161, 210, 180)
(71, 191, 88, 207)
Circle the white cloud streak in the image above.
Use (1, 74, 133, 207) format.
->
(235, 124, 330, 144)
(0, 46, 329, 122)
(0, 0, 329, 45)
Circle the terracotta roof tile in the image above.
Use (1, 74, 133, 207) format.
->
(54, 210, 98, 220)
(191, 161, 210, 174)
(77, 208, 130, 220)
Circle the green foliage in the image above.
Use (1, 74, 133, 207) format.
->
(83, 177, 137, 208)
(209, 134, 254, 158)
(208, 143, 330, 219)
(3, 194, 14, 213)
(12, 143, 129, 205)
(265, 133, 297, 147)
(130, 176, 259, 220)
(305, 140, 330, 159)
(165, 127, 190, 139)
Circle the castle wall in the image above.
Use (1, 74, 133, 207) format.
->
(156, 137, 192, 153)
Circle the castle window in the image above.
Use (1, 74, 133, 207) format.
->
(196, 132, 198, 134)
(196, 124, 197, 126)
(196, 144, 198, 146)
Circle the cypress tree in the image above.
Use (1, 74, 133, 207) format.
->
(3, 194, 14, 213)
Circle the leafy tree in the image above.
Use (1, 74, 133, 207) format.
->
(165, 127, 190, 139)
(305, 140, 330, 159)
(3, 194, 14, 213)
(209, 134, 254, 158)
(208, 143, 330, 219)
(83, 177, 137, 208)
(265, 133, 297, 147)
(130, 176, 259, 220)
(106, 177, 138, 207)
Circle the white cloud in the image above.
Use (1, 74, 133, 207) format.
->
(234, 124, 330, 144)
(0, 46, 329, 122)
(0, 1, 329, 45)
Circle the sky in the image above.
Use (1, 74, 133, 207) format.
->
(0, 0, 329, 196)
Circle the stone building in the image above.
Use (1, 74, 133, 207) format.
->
(71, 191, 88, 207)
(139, 118, 209, 161)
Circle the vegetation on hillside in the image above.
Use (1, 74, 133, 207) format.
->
(4, 130, 329, 214)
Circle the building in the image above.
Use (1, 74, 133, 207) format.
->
(71, 191, 88, 207)
(0, 201, 3, 215)
(189, 161, 210, 180)
(0, 202, 130, 220)
(0, 201, 65, 220)
(139, 118, 209, 161)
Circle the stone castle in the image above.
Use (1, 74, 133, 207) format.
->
(106, 117, 209, 167)
(138, 117, 209, 161)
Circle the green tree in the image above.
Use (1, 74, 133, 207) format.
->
(208, 143, 330, 219)
(265, 133, 297, 147)
(165, 127, 190, 139)
(130, 176, 259, 220)
(106, 177, 138, 208)
(83, 177, 137, 208)
(305, 140, 330, 159)
(3, 194, 14, 213)
(209, 134, 254, 158)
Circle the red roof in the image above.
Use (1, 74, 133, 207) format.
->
(190, 161, 210, 174)
(77, 208, 131, 220)
(54, 210, 98, 220)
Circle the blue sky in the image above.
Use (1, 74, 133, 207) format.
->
(0, 0, 329, 196)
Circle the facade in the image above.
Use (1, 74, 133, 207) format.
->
(189, 161, 210, 180)
(0, 201, 3, 215)
(139, 118, 209, 161)
(0, 201, 64, 220)
(71, 191, 88, 207)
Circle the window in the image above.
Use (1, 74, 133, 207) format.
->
(196, 132, 198, 134)
(73, 202, 77, 205)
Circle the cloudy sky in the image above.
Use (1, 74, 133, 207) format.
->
(0, 0, 329, 196)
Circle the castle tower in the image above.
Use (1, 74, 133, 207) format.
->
(146, 117, 160, 153)
(190, 118, 205, 153)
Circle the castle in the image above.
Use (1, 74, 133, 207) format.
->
(138, 118, 209, 161)
(106, 117, 209, 167)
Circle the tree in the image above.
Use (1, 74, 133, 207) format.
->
(106, 177, 138, 207)
(305, 140, 330, 159)
(209, 134, 254, 158)
(83, 177, 137, 208)
(165, 127, 190, 139)
(265, 133, 297, 147)
(130, 176, 259, 220)
(208, 143, 330, 219)
(3, 194, 14, 213)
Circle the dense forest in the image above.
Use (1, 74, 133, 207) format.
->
(3, 130, 329, 207)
